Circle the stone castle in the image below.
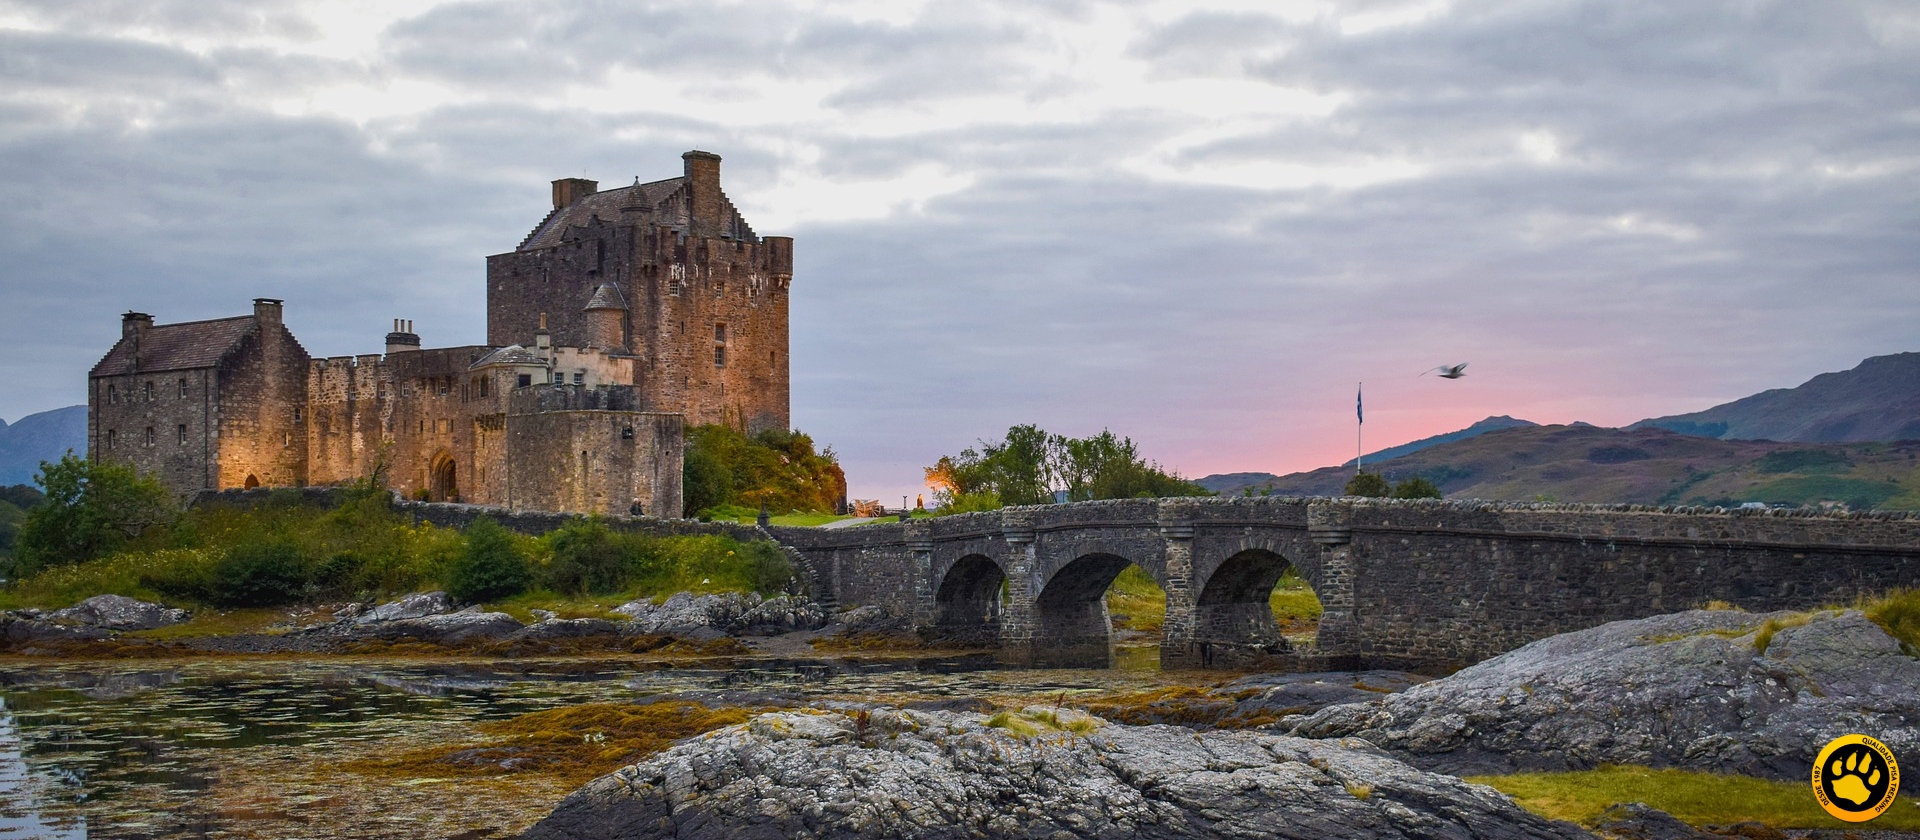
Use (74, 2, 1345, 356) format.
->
(87, 151, 791, 517)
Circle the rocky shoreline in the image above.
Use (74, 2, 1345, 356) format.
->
(0, 591, 908, 657)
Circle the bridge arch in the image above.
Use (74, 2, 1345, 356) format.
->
(1031, 551, 1154, 668)
(1189, 548, 1319, 665)
(933, 554, 1005, 644)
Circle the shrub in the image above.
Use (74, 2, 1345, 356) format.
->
(447, 517, 531, 603)
(1344, 472, 1390, 497)
(1390, 476, 1443, 499)
(204, 541, 309, 607)
(544, 519, 627, 595)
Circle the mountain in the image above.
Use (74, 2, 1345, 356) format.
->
(1632, 352, 1920, 443)
(1213, 423, 1920, 510)
(0, 405, 87, 486)
(1341, 415, 1538, 467)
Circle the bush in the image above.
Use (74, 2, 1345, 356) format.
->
(447, 517, 531, 603)
(544, 519, 627, 595)
(204, 541, 308, 607)
(1344, 472, 1390, 497)
(1390, 476, 1443, 499)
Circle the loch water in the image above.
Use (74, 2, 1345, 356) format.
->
(0, 652, 1172, 839)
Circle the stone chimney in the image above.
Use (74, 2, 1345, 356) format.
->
(534, 312, 552, 356)
(682, 150, 722, 236)
(552, 177, 599, 210)
(385, 318, 421, 355)
(122, 311, 152, 339)
(253, 298, 283, 326)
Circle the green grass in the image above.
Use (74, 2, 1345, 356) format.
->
(1103, 566, 1323, 636)
(1863, 587, 1920, 654)
(699, 503, 856, 527)
(1741, 475, 1901, 510)
(1470, 765, 1920, 831)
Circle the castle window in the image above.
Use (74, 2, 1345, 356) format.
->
(145, 426, 155, 446)
(438, 379, 449, 396)
(714, 323, 728, 368)
(178, 424, 187, 444)
(107, 429, 116, 449)
(573, 372, 584, 385)
(143, 381, 153, 401)
(282, 431, 289, 447)
(108, 384, 118, 403)
(517, 374, 531, 388)
(293, 407, 302, 423)
(178, 378, 188, 398)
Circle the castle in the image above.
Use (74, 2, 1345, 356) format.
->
(87, 151, 791, 517)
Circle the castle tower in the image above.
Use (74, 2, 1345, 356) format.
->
(583, 284, 627, 351)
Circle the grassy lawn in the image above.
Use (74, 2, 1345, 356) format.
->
(700, 505, 864, 527)
(1104, 566, 1323, 636)
(1470, 765, 1920, 831)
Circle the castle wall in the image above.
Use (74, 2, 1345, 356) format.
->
(505, 387, 683, 517)
(307, 354, 392, 486)
(211, 322, 310, 490)
(380, 346, 499, 503)
(88, 368, 218, 493)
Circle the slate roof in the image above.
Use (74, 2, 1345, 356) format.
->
(518, 177, 687, 251)
(89, 316, 256, 378)
(584, 283, 628, 310)
(470, 345, 548, 370)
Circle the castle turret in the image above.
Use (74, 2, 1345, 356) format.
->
(385, 319, 420, 355)
(583, 284, 627, 351)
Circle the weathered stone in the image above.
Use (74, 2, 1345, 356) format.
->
(1, 615, 110, 645)
(1219, 670, 1428, 719)
(1285, 609, 1920, 791)
(1591, 803, 1713, 840)
(355, 591, 455, 625)
(515, 617, 623, 641)
(613, 592, 826, 637)
(373, 611, 524, 645)
(46, 594, 190, 631)
(520, 707, 1594, 840)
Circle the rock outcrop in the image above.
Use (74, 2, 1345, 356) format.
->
(520, 706, 1593, 840)
(612, 592, 826, 637)
(46, 594, 191, 631)
(1285, 609, 1920, 789)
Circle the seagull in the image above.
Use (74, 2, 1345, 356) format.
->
(1423, 362, 1468, 379)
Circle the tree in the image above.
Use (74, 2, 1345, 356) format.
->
(447, 516, 531, 602)
(925, 425, 1208, 511)
(682, 425, 846, 516)
(14, 453, 176, 575)
(1344, 472, 1390, 498)
(1390, 476, 1443, 499)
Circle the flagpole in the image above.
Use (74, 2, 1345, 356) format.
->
(1356, 381, 1363, 477)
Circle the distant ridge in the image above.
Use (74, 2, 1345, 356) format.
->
(1632, 352, 1920, 443)
(1341, 415, 1538, 468)
(0, 405, 86, 485)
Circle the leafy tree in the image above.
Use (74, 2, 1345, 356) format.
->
(15, 453, 176, 575)
(1390, 476, 1443, 499)
(447, 516, 531, 602)
(682, 425, 846, 516)
(1344, 472, 1390, 498)
(926, 425, 1207, 511)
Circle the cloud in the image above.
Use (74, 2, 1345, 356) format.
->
(0, 0, 1912, 504)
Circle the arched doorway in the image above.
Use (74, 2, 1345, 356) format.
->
(933, 555, 1005, 644)
(1190, 549, 1322, 666)
(1032, 552, 1142, 668)
(429, 452, 458, 502)
(243, 474, 260, 489)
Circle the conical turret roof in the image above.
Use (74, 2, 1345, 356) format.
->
(584, 283, 628, 311)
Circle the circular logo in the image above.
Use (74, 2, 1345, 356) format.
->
(1812, 734, 1900, 822)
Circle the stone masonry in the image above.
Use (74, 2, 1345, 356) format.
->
(90, 151, 783, 517)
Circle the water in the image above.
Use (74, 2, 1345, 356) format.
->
(0, 653, 1183, 839)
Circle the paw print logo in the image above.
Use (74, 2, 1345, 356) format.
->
(1813, 734, 1901, 822)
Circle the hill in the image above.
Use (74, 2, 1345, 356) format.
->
(1632, 351, 1920, 443)
(0, 405, 87, 485)
(1213, 424, 1920, 510)
(1197, 415, 1541, 495)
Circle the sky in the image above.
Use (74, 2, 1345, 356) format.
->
(1, 0, 1916, 504)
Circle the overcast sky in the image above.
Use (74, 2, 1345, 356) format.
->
(2, 0, 1915, 503)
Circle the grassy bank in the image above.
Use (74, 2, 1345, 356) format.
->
(1472, 765, 1920, 831)
(0, 490, 796, 617)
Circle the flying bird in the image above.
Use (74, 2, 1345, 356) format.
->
(1423, 363, 1468, 379)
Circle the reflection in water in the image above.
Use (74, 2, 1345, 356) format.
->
(0, 699, 86, 839)
(0, 654, 1164, 838)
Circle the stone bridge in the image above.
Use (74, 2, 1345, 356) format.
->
(771, 497, 1920, 671)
